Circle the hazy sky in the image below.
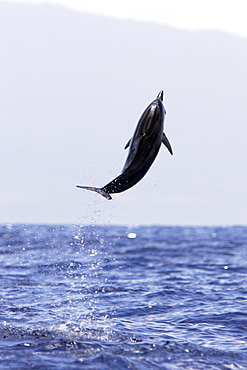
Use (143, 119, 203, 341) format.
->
(1, 0, 247, 226)
(3, 0, 247, 38)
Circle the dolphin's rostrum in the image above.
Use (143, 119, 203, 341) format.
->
(77, 90, 173, 200)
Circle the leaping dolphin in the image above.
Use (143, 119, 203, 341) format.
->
(77, 90, 173, 200)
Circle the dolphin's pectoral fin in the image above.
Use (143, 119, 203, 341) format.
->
(76, 185, 112, 200)
(162, 133, 173, 155)
(124, 139, 131, 149)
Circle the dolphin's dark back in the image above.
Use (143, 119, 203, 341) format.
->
(122, 98, 164, 173)
(102, 144, 161, 194)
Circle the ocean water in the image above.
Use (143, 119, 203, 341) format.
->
(0, 224, 247, 369)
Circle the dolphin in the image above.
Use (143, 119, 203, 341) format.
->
(77, 90, 173, 200)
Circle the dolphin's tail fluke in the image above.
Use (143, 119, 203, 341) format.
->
(76, 185, 112, 200)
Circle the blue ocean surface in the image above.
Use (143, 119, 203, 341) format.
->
(0, 224, 247, 369)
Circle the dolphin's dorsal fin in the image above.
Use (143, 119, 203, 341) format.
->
(124, 138, 131, 149)
(162, 133, 173, 155)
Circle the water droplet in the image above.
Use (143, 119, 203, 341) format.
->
(127, 233, 137, 239)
